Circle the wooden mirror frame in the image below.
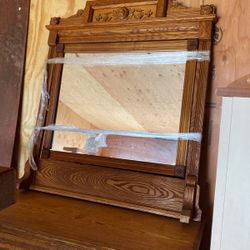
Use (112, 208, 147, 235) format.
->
(22, 0, 217, 223)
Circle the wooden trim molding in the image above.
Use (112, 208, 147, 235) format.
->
(217, 74, 250, 98)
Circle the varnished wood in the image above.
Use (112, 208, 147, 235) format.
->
(0, 167, 16, 210)
(65, 39, 189, 52)
(50, 150, 185, 178)
(31, 158, 185, 219)
(0, 191, 205, 250)
(0, 0, 30, 168)
(24, 0, 216, 223)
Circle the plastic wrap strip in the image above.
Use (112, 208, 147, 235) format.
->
(37, 124, 202, 142)
(29, 124, 202, 170)
(47, 51, 210, 66)
(28, 67, 50, 171)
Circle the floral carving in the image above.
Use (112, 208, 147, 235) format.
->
(200, 5, 216, 15)
(95, 7, 154, 22)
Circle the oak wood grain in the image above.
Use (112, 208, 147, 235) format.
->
(49, 150, 185, 177)
(0, 190, 205, 250)
(32, 159, 185, 218)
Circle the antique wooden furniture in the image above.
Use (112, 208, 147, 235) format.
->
(0, 0, 30, 210)
(22, 0, 217, 224)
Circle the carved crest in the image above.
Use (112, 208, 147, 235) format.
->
(95, 6, 154, 22)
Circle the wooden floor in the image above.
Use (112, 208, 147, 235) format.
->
(0, 191, 204, 250)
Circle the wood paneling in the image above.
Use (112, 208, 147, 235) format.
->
(0, 0, 30, 168)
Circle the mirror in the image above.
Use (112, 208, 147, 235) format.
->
(52, 52, 186, 165)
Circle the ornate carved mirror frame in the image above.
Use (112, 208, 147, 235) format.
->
(22, 0, 216, 223)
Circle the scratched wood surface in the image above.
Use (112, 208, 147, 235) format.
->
(0, 191, 205, 250)
(0, 0, 30, 168)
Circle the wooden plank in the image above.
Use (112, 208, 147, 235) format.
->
(31, 159, 185, 219)
(0, 0, 30, 168)
(0, 167, 16, 210)
(0, 190, 205, 250)
(50, 151, 184, 177)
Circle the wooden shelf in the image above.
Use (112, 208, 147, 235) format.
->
(0, 191, 204, 249)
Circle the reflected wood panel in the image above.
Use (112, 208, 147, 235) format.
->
(52, 52, 186, 165)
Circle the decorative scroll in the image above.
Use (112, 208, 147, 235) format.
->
(95, 6, 154, 22)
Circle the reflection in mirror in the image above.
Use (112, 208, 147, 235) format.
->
(52, 52, 186, 165)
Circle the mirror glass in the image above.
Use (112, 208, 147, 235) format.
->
(52, 52, 186, 165)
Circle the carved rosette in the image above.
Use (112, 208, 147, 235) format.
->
(200, 4, 216, 15)
(95, 6, 154, 22)
(50, 17, 61, 25)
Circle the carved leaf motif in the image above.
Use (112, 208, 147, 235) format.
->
(95, 7, 154, 23)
